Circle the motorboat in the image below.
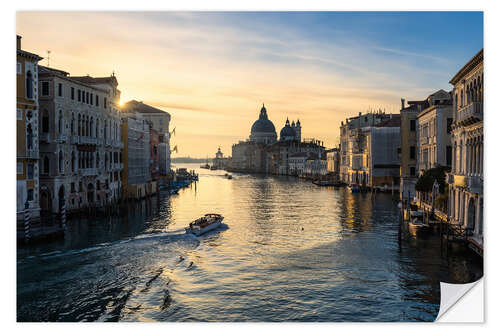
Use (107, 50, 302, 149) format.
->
(185, 213, 224, 236)
(227, 175, 232, 179)
(408, 215, 430, 237)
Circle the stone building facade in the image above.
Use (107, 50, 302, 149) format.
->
(16, 35, 43, 221)
(37, 66, 123, 214)
(121, 100, 171, 174)
(447, 49, 483, 247)
(417, 90, 453, 173)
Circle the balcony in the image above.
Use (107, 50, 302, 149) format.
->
(420, 136, 429, 145)
(80, 168, 98, 176)
(56, 135, 67, 143)
(71, 136, 79, 144)
(25, 150, 39, 159)
(456, 102, 483, 124)
(80, 137, 97, 145)
(40, 133, 51, 143)
(466, 175, 483, 194)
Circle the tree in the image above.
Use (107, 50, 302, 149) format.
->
(415, 165, 450, 194)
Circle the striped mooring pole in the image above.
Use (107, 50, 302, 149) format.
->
(60, 196, 67, 231)
(24, 200, 31, 242)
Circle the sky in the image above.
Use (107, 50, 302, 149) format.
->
(16, 11, 483, 158)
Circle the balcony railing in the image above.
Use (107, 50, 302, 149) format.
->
(56, 135, 67, 143)
(457, 102, 483, 123)
(79, 137, 97, 145)
(71, 136, 79, 144)
(466, 175, 483, 194)
(80, 168, 98, 176)
(25, 150, 39, 159)
(40, 133, 50, 143)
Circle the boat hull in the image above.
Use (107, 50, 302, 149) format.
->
(186, 221, 223, 236)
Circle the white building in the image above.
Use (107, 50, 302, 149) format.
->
(417, 90, 453, 173)
(447, 49, 483, 250)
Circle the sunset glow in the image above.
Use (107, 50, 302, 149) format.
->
(16, 11, 483, 157)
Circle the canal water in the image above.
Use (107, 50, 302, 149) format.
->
(17, 164, 483, 322)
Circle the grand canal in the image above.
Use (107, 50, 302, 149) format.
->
(17, 164, 483, 322)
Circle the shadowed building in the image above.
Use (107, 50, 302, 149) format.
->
(17, 35, 43, 222)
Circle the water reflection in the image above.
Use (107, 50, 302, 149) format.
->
(17, 164, 482, 322)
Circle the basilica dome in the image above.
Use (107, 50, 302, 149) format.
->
(250, 104, 277, 144)
(280, 118, 297, 141)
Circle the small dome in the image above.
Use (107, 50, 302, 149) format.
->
(280, 118, 296, 140)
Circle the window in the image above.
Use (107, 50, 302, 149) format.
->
(71, 182, 75, 193)
(410, 119, 416, 131)
(59, 151, 64, 173)
(43, 156, 49, 174)
(410, 167, 416, 176)
(104, 97, 107, 109)
(17, 109, 22, 120)
(17, 162, 23, 175)
(446, 146, 452, 167)
(42, 110, 49, 133)
(78, 89, 81, 102)
(79, 181, 83, 192)
(96, 95, 99, 107)
(17, 62, 21, 74)
(71, 87, 75, 100)
(58, 83, 63, 97)
(27, 189, 34, 201)
(58, 110, 64, 134)
(27, 163, 34, 179)
(26, 124, 33, 150)
(447, 118, 453, 134)
(41, 81, 49, 96)
(26, 71, 33, 99)
(90, 93, 93, 105)
(86, 92, 89, 104)
(410, 146, 416, 160)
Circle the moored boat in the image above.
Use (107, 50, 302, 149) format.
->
(408, 215, 430, 237)
(186, 213, 224, 236)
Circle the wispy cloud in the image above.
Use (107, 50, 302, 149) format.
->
(16, 11, 482, 157)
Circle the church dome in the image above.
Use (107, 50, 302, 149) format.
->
(280, 118, 296, 141)
(251, 104, 276, 134)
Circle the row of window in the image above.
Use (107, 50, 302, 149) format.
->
(41, 81, 108, 109)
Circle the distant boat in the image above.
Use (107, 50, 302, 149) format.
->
(350, 184, 360, 193)
(227, 175, 232, 179)
(408, 215, 430, 237)
(200, 163, 210, 169)
(185, 213, 224, 236)
(210, 165, 217, 170)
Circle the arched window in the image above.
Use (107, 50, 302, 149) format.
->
(71, 113, 75, 135)
(26, 71, 33, 99)
(42, 109, 49, 133)
(26, 124, 33, 150)
(71, 151, 76, 172)
(460, 90, 464, 107)
(96, 119, 100, 138)
(43, 156, 49, 175)
(59, 150, 64, 173)
(90, 117, 94, 137)
(96, 152, 100, 169)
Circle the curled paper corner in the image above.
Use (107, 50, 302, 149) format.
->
(436, 278, 484, 322)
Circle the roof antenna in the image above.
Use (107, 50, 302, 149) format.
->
(47, 50, 51, 67)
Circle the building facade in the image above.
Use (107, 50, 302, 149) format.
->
(121, 114, 151, 199)
(339, 111, 393, 184)
(447, 49, 483, 247)
(16, 35, 43, 221)
(122, 100, 171, 174)
(417, 90, 453, 173)
(37, 66, 123, 214)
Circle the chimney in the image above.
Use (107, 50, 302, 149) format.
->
(16, 35, 21, 50)
(401, 98, 405, 110)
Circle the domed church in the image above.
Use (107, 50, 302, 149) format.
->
(249, 104, 277, 144)
(279, 118, 302, 142)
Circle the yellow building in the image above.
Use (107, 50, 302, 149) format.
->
(16, 35, 43, 221)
